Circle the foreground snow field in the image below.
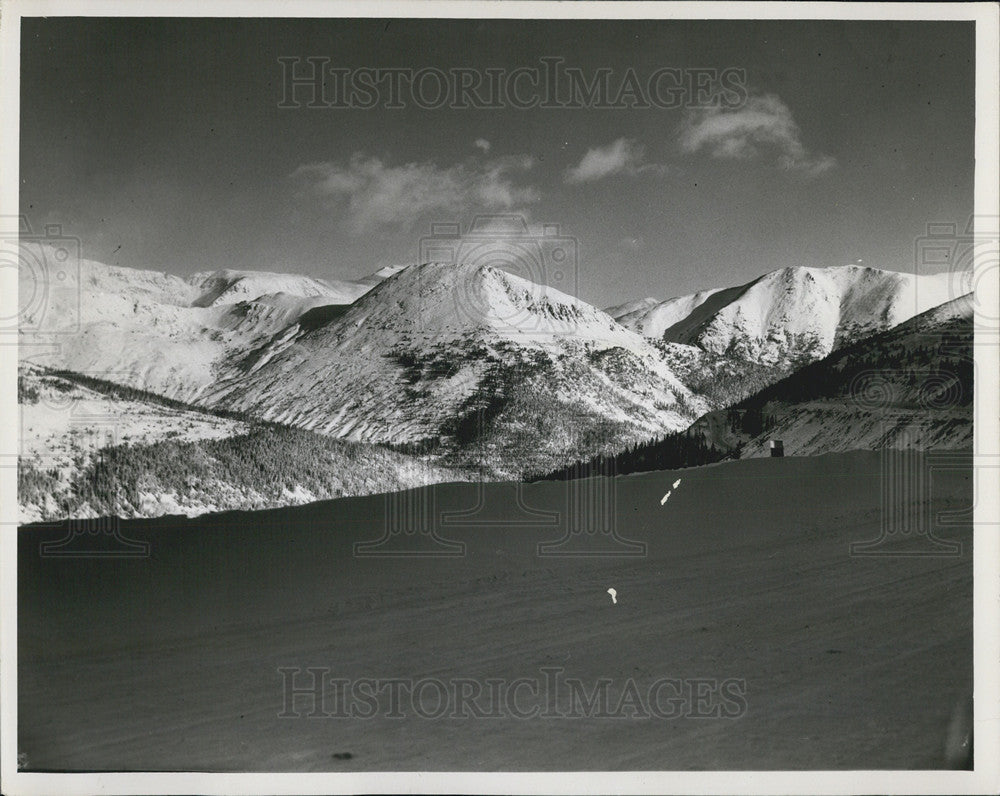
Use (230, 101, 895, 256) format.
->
(19, 450, 971, 771)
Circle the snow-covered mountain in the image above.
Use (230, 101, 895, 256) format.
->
(202, 261, 708, 477)
(20, 249, 967, 488)
(546, 292, 974, 482)
(20, 252, 711, 479)
(610, 265, 958, 365)
(685, 292, 974, 458)
(18, 248, 398, 402)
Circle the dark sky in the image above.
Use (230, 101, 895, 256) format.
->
(20, 17, 975, 307)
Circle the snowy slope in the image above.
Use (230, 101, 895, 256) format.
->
(17, 363, 249, 522)
(187, 269, 373, 308)
(608, 287, 726, 340)
(686, 293, 974, 457)
(18, 246, 397, 402)
(610, 265, 958, 365)
(20, 250, 712, 479)
(203, 262, 709, 477)
(17, 363, 469, 523)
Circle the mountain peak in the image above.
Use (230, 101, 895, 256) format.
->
(611, 263, 956, 363)
(323, 259, 599, 344)
(199, 255, 705, 459)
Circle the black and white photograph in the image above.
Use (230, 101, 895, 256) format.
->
(1, 2, 998, 794)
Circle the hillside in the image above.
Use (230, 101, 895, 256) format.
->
(187, 268, 375, 308)
(687, 293, 973, 457)
(17, 365, 468, 522)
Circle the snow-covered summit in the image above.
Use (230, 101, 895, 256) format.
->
(610, 264, 958, 364)
(200, 260, 707, 464)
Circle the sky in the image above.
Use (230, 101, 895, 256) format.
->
(20, 17, 975, 308)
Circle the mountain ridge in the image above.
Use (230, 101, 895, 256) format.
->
(19, 250, 969, 497)
(610, 264, 958, 365)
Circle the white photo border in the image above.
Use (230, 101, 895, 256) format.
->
(1, 2, 997, 794)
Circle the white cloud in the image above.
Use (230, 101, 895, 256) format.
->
(474, 138, 492, 153)
(564, 138, 667, 184)
(292, 153, 539, 233)
(678, 92, 836, 177)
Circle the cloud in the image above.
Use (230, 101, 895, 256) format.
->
(677, 92, 836, 177)
(292, 153, 539, 233)
(474, 138, 491, 153)
(564, 138, 667, 184)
